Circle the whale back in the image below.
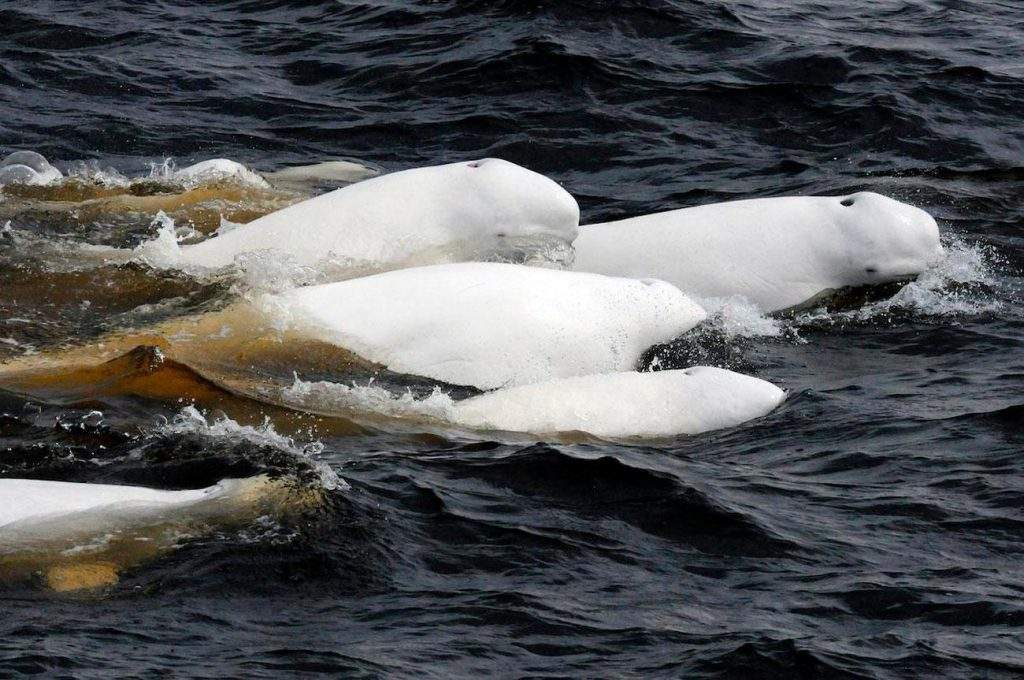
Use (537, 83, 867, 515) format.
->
(573, 193, 942, 312)
(267, 262, 705, 390)
(0, 478, 225, 531)
(452, 366, 785, 438)
(180, 158, 581, 270)
(0, 475, 319, 591)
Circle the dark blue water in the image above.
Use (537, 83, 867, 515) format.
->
(1, 1, 1023, 677)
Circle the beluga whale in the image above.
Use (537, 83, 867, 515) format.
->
(170, 158, 379, 191)
(572, 192, 944, 313)
(174, 158, 581, 273)
(0, 263, 706, 399)
(450, 366, 786, 439)
(263, 262, 706, 390)
(0, 475, 320, 592)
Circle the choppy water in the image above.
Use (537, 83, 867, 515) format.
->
(2, 1, 1023, 677)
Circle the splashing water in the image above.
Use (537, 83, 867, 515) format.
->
(65, 160, 131, 188)
(281, 374, 458, 423)
(131, 211, 184, 269)
(147, 158, 178, 182)
(699, 296, 788, 339)
(157, 405, 346, 491)
(796, 236, 1002, 327)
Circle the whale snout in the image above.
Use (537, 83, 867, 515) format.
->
(469, 157, 580, 240)
(838, 191, 943, 277)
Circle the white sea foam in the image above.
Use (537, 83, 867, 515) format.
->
(65, 160, 130, 187)
(131, 211, 185, 269)
(281, 374, 458, 422)
(699, 296, 786, 339)
(797, 236, 1001, 324)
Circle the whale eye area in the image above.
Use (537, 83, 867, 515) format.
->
(467, 161, 482, 168)
(840, 197, 855, 207)
(865, 267, 878, 274)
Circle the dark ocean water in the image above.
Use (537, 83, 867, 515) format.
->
(1, 1, 1024, 678)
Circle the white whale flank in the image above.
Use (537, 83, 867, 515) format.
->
(267, 262, 706, 390)
(0, 150, 63, 186)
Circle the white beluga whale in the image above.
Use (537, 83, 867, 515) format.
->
(171, 158, 379, 192)
(0, 477, 260, 532)
(261, 159, 379, 191)
(451, 366, 785, 439)
(176, 158, 581, 271)
(278, 366, 784, 439)
(0, 150, 63, 185)
(573, 192, 944, 313)
(266, 262, 706, 390)
(0, 475, 317, 591)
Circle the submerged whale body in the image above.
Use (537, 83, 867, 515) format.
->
(0, 475, 309, 591)
(178, 158, 581, 270)
(261, 159, 379, 191)
(0, 150, 63, 186)
(267, 262, 706, 390)
(573, 192, 943, 313)
(172, 158, 270, 188)
(0, 477, 258, 531)
(172, 158, 378, 192)
(452, 366, 785, 438)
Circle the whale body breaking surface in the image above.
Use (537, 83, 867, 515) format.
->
(0, 475, 314, 591)
(177, 158, 581, 271)
(0, 477, 257, 532)
(267, 262, 707, 390)
(573, 192, 944, 313)
(0, 150, 63, 186)
(450, 367, 786, 438)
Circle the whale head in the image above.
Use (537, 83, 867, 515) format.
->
(449, 158, 580, 260)
(829, 191, 943, 283)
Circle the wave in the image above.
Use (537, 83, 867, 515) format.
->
(154, 405, 345, 492)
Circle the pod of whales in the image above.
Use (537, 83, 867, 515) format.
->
(573, 192, 943, 313)
(1, 152, 949, 592)
(269, 262, 707, 390)
(451, 367, 785, 438)
(177, 158, 581, 270)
